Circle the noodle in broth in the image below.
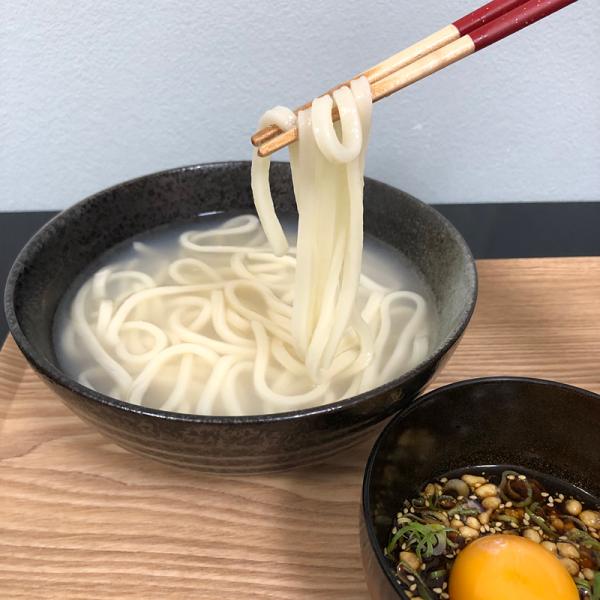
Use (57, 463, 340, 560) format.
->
(55, 77, 433, 415)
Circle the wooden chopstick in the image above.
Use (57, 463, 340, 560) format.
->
(256, 0, 577, 158)
(250, 25, 457, 148)
(251, 0, 531, 149)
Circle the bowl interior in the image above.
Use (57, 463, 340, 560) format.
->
(363, 377, 600, 593)
(6, 161, 476, 406)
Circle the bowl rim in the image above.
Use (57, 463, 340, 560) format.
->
(360, 375, 600, 599)
(4, 160, 477, 425)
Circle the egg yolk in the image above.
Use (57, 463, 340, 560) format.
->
(449, 534, 579, 600)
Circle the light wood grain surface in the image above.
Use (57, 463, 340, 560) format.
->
(1, 258, 599, 599)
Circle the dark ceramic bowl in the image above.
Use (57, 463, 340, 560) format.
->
(360, 377, 600, 600)
(4, 161, 476, 473)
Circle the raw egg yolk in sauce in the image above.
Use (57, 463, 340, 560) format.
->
(449, 534, 578, 600)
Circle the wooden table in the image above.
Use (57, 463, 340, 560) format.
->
(1, 258, 599, 599)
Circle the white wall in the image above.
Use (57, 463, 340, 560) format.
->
(1, 0, 598, 211)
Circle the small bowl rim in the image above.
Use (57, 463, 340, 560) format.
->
(4, 160, 477, 425)
(360, 375, 600, 599)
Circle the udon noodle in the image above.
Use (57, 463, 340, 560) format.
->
(56, 76, 431, 415)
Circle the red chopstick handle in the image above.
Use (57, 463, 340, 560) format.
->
(470, 0, 578, 51)
(453, 0, 529, 36)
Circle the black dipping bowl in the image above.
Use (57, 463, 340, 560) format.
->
(360, 377, 600, 600)
(4, 162, 476, 473)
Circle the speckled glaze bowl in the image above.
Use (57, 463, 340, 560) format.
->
(360, 377, 600, 600)
(5, 162, 476, 473)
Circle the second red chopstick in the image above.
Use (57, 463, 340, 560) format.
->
(251, 0, 533, 148)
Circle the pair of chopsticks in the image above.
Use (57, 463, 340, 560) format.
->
(252, 0, 577, 157)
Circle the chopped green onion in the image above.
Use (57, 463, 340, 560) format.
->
(428, 569, 447, 579)
(511, 480, 533, 507)
(427, 568, 448, 587)
(496, 514, 520, 525)
(412, 497, 428, 509)
(400, 561, 436, 600)
(575, 578, 591, 593)
(448, 505, 479, 518)
(567, 528, 600, 551)
(421, 510, 449, 524)
(561, 514, 588, 531)
(499, 470, 521, 502)
(386, 521, 453, 559)
(525, 507, 557, 538)
(435, 495, 458, 510)
(592, 572, 600, 600)
(499, 470, 533, 507)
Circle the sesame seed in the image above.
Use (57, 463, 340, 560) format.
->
(433, 588, 443, 594)
(410, 583, 417, 592)
(541, 492, 549, 498)
(507, 475, 516, 480)
(407, 575, 415, 582)
(518, 475, 527, 480)
(505, 501, 513, 508)
(440, 477, 448, 483)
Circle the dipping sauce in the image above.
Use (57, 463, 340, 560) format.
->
(385, 468, 599, 599)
